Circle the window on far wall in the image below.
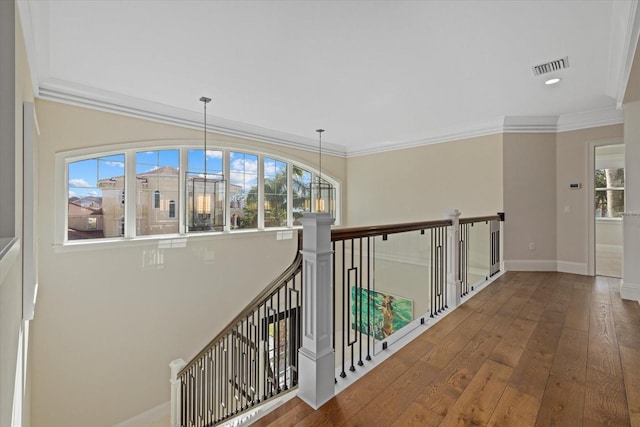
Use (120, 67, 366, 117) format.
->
(595, 167, 624, 218)
(136, 150, 180, 235)
(186, 149, 224, 232)
(230, 151, 258, 229)
(67, 154, 125, 240)
(62, 145, 340, 243)
(264, 157, 287, 227)
(292, 167, 311, 225)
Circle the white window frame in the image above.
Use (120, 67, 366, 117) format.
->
(55, 140, 341, 247)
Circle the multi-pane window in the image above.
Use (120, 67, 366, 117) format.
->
(264, 158, 287, 227)
(292, 167, 311, 225)
(67, 154, 125, 240)
(187, 149, 225, 232)
(63, 147, 338, 242)
(230, 152, 258, 229)
(136, 150, 180, 235)
(595, 167, 624, 218)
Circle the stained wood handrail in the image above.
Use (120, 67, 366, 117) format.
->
(179, 234, 303, 376)
(331, 219, 452, 241)
(459, 214, 502, 225)
(330, 214, 503, 241)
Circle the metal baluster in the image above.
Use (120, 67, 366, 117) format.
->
(340, 239, 347, 378)
(349, 238, 356, 373)
(366, 236, 372, 361)
(443, 227, 448, 309)
(358, 237, 364, 367)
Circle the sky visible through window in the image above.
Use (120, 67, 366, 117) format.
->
(188, 149, 223, 175)
(68, 154, 125, 199)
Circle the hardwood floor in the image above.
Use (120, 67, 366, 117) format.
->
(252, 272, 640, 427)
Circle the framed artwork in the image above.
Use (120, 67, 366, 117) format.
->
(351, 288, 413, 340)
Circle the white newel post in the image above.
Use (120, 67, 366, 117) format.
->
(170, 358, 186, 427)
(446, 210, 462, 309)
(298, 212, 335, 409)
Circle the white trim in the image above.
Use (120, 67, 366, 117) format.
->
(38, 79, 347, 157)
(503, 115, 558, 133)
(556, 107, 624, 132)
(57, 140, 341, 247)
(587, 139, 625, 277)
(348, 109, 623, 157)
(217, 392, 299, 427)
(23, 102, 38, 320)
(16, 0, 42, 97)
(112, 401, 170, 427)
(346, 117, 505, 157)
(503, 259, 557, 272)
(620, 281, 640, 302)
(557, 261, 588, 276)
(35, 79, 627, 159)
(615, 0, 640, 108)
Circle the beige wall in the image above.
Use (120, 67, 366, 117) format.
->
(503, 133, 557, 266)
(555, 125, 623, 271)
(623, 101, 640, 297)
(32, 101, 346, 426)
(1, 3, 34, 427)
(346, 134, 504, 226)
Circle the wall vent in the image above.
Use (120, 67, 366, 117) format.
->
(532, 57, 569, 76)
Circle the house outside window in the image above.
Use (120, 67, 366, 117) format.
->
(67, 154, 125, 240)
(135, 150, 180, 235)
(61, 144, 339, 243)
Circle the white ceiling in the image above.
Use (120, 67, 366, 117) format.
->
(17, 0, 640, 156)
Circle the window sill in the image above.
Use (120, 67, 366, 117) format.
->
(54, 227, 301, 254)
(595, 217, 623, 222)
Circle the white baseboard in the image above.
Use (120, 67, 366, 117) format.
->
(503, 260, 557, 272)
(113, 401, 169, 427)
(620, 281, 640, 302)
(557, 261, 588, 275)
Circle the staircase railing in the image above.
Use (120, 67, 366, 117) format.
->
(176, 235, 303, 427)
(173, 212, 503, 426)
(330, 214, 502, 382)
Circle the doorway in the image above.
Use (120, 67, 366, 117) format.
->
(594, 144, 624, 278)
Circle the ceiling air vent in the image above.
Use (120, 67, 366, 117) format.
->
(532, 57, 569, 76)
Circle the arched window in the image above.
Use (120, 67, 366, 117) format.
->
(62, 144, 339, 242)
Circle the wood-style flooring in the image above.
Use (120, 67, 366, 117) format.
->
(252, 272, 640, 426)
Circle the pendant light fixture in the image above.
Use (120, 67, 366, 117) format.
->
(313, 128, 335, 216)
(200, 96, 211, 216)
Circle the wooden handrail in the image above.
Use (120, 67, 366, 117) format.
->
(459, 214, 502, 225)
(179, 233, 303, 376)
(331, 219, 452, 241)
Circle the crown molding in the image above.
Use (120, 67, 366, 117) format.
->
(502, 116, 558, 133)
(16, 0, 44, 97)
(37, 79, 347, 157)
(37, 80, 625, 159)
(556, 106, 624, 132)
(345, 118, 505, 157)
(616, 0, 640, 107)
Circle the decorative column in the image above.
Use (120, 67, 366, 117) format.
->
(446, 210, 462, 308)
(169, 358, 186, 427)
(298, 212, 335, 409)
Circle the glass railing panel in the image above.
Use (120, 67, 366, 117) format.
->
(371, 230, 431, 348)
(467, 220, 491, 288)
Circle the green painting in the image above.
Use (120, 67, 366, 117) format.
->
(351, 288, 413, 340)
